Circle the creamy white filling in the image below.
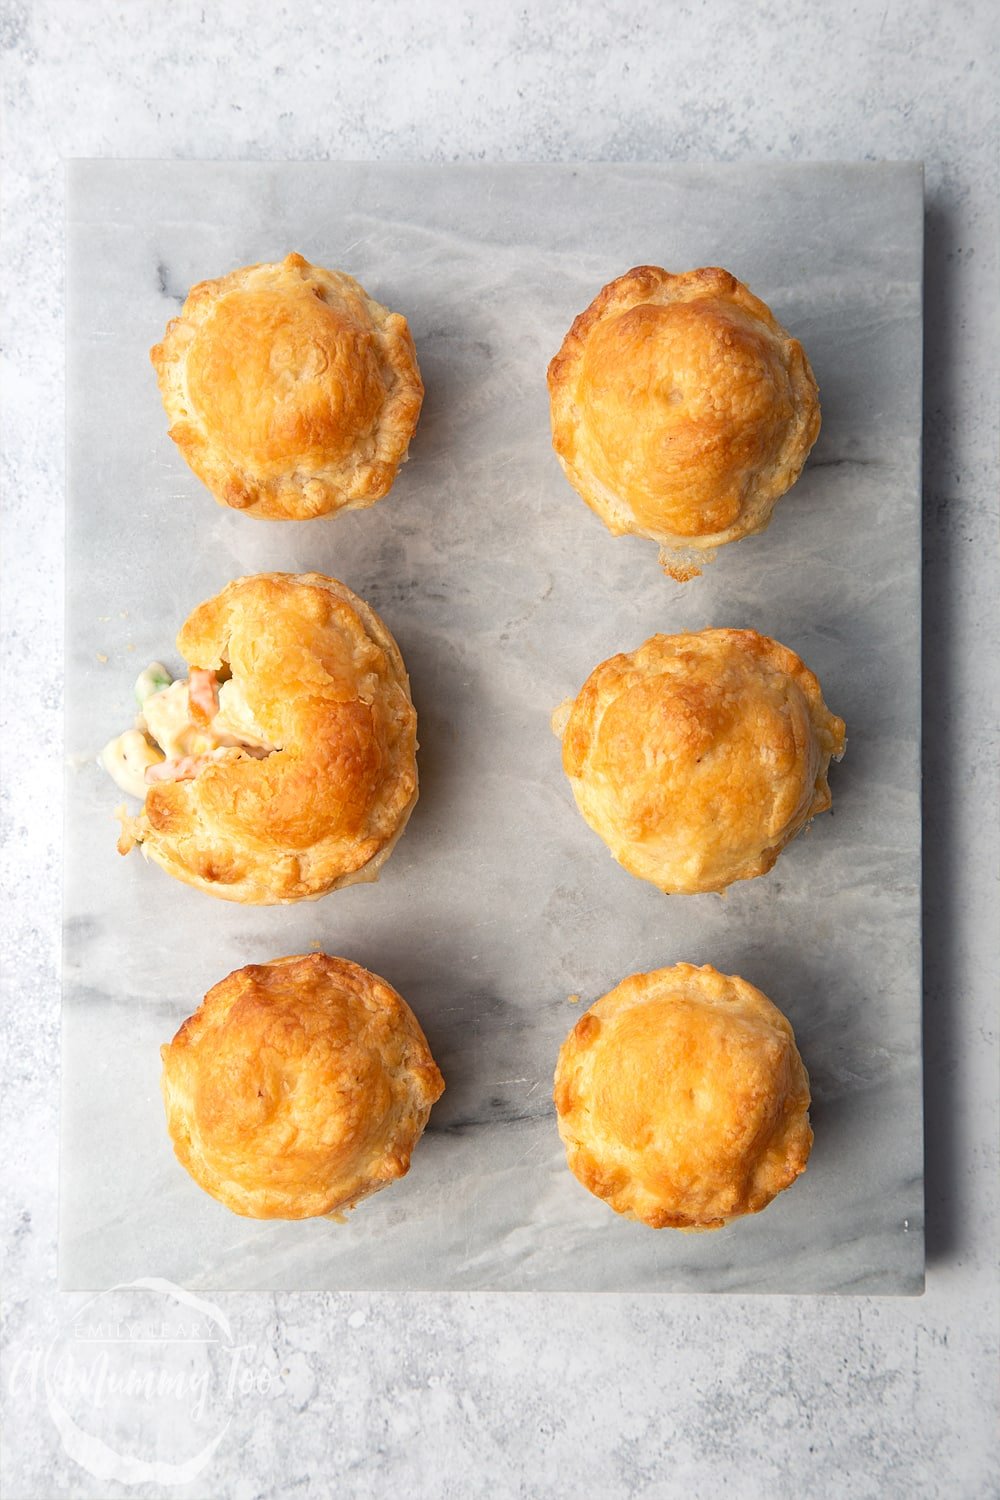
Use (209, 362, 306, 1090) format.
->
(141, 679, 205, 760)
(100, 662, 277, 799)
(99, 727, 165, 799)
(134, 661, 173, 705)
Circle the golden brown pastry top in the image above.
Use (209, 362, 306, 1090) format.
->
(555, 628, 845, 895)
(553, 963, 812, 1229)
(151, 253, 423, 520)
(118, 572, 418, 904)
(161, 954, 445, 1220)
(547, 266, 820, 578)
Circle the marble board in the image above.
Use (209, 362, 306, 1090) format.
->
(62, 161, 924, 1293)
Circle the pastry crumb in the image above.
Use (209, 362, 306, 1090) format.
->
(567, 993, 581, 1005)
(96, 651, 108, 663)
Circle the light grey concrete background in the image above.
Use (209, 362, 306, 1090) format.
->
(1, 2, 996, 1497)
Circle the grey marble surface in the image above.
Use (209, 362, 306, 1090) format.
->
(62, 160, 924, 1296)
(2, 2, 997, 1497)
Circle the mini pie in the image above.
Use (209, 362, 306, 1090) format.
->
(553, 628, 845, 895)
(547, 266, 820, 579)
(111, 572, 418, 904)
(553, 963, 812, 1229)
(161, 954, 445, 1219)
(150, 253, 423, 520)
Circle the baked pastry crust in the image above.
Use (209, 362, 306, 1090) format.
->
(547, 266, 820, 578)
(161, 954, 445, 1219)
(553, 963, 812, 1229)
(554, 628, 845, 895)
(118, 572, 418, 904)
(151, 253, 423, 520)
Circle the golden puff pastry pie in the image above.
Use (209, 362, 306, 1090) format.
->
(553, 963, 812, 1229)
(553, 628, 845, 895)
(161, 954, 445, 1219)
(150, 253, 423, 520)
(547, 266, 820, 579)
(111, 572, 418, 904)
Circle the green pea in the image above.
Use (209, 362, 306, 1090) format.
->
(134, 661, 173, 705)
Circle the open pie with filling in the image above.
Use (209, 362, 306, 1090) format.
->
(102, 572, 418, 904)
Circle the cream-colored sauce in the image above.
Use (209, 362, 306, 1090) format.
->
(101, 663, 276, 800)
(99, 727, 165, 799)
(140, 680, 211, 759)
(134, 661, 173, 705)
